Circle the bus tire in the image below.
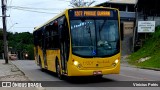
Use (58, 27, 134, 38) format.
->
(56, 61, 63, 80)
(39, 57, 45, 72)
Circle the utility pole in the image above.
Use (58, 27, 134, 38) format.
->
(1, 0, 8, 64)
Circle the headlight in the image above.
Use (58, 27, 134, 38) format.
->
(73, 61, 79, 66)
(112, 59, 119, 67)
(115, 59, 119, 64)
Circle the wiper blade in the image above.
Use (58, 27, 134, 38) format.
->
(98, 20, 106, 40)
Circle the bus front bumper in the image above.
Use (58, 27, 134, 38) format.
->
(67, 63, 120, 76)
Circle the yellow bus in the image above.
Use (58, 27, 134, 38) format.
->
(33, 7, 121, 79)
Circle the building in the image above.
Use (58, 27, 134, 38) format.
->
(96, 0, 136, 21)
(96, 0, 136, 55)
(133, 0, 160, 51)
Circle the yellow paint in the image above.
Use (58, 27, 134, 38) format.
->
(67, 54, 120, 76)
(46, 50, 60, 72)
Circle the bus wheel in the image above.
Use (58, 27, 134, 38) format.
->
(39, 57, 44, 72)
(56, 61, 63, 80)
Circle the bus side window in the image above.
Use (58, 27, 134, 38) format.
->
(44, 26, 50, 49)
(43, 20, 60, 50)
(53, 21, 58, 33)
(42, 27, 46, 49)
(58, 16, 68, 41)
(51, 20, 60, 49)
(37, 29, 43, 48)
(61, 16, 70, 61)
(33, 31, 38, 46)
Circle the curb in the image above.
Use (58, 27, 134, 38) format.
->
(10, 61, 27, 77)
(121, 63, 160, 71)
(10, 61, 46, 90)
(137, 66, 160, 71)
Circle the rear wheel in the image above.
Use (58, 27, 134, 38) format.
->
(39, 57, 45, 72)
(56, 61, 63, 80)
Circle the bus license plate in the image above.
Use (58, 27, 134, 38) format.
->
(93, 71, 102, 75)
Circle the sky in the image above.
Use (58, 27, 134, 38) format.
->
(0, 0, 108, 33)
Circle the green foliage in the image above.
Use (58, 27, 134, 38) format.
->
(138, 54, 160, 68)
(128, 26, 160, 68)
(6, 32, 34, 60)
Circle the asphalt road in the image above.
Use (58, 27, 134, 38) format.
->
(11, 60, 160, 90)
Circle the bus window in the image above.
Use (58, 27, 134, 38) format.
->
(33, 31, 38, 46)
(53, 21, 58, 33)
(50, 20, 60, 49)
(37, 29, 43, 48)
(45, 26, 50, 49)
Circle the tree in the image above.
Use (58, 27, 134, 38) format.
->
(70, 0, 95, 7)
(7, 32, 34, 60)
(0, 31, 34, 59)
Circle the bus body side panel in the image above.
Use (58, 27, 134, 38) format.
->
(46, 50, 61, 72)
(34, 47, 38, 65)
(46, 50, 55, 72)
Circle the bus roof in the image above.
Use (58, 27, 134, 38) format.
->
(33, 7, 118, 32)
(33, 9, 67, 31)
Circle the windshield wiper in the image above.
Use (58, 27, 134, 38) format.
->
(98, 20, 106, 40)
(86, 21, 96, 56)
(87, 24, 94, 53)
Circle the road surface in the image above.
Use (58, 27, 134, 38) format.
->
(12, 60, 160, 90)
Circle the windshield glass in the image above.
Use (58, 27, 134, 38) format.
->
(70, 19, 120, 57)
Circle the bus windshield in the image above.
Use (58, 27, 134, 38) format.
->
(70, 19, 120, 57)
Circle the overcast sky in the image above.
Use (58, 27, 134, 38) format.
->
(0, 0, 107, 33)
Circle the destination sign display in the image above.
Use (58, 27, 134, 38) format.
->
(69, 9, 117, 19)
(74, 10, 111, 17)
